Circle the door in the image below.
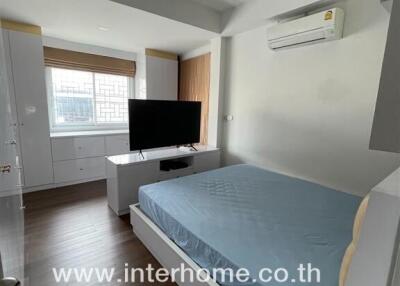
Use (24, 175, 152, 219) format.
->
(7, 30, 53, 188)
(0, 28, 24, 285)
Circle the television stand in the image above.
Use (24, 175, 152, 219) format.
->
(106, 145, 221, 216)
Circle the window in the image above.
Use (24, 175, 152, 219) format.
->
(46, 67, 133, 131)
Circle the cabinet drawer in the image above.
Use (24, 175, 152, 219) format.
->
(52, 136, 105, 161)
(53, 157, 106, 183)
(105, 135, 130, 156)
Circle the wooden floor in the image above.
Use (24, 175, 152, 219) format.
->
(23, 180, 176, 285)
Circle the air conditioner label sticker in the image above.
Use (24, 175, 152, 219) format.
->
(325, 11, 333, 20)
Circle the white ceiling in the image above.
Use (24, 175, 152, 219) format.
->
(189, 0, 249, 12)
(0, 0, 326, 55)
(0, 0, 218, 54)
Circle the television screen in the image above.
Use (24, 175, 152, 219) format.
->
(129, 99, 201, 151)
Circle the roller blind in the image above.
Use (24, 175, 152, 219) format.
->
(43, 46, 136, 77)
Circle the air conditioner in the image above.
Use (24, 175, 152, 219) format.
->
(267, 8, 345, 50)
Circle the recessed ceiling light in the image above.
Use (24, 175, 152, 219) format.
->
(98, 26, 110, 32)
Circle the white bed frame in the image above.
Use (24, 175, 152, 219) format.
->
(131, 165, 400, 286)
(130, 204, 219, 286)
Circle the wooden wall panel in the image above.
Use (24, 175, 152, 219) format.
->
(179, 53, 211, 145)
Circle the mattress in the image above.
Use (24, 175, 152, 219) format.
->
(139, 164, 361, 286)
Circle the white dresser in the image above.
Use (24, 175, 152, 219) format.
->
(50, 131, 131, 185)
(106, 146, 221, 216)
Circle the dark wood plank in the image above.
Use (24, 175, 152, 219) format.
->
(23, 180, 177, 285)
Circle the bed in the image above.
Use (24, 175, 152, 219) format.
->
(131, 164, 362, 286)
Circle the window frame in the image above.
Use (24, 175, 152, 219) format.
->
(46, 67, 134, 132)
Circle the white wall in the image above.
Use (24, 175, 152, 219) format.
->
(208, 37, 227, 148)
(43, 36, 137, 61)
(222, 0, 400, 196)
(135, 51, 147, 99)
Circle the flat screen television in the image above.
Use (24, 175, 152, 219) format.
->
(129, 99, 201, 151)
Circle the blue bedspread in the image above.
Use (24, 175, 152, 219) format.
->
(139, 164, 361, 285)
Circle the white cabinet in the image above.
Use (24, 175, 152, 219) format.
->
(53, 157, 106, 184)
(107, 162, 159, 215)
(2, 28, 53, 188)
(49, 133, 130, 187)
(194, 152, 221, 173)
(105, 135, 130, 156)
(136, 51, 178, 101)
(52, 136, 105, 161)
(145, 54, 178, 101)
(106, 146, 220, 215)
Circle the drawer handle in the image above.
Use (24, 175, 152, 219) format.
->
(5, 139, 17, 145)
(0, 165, 12, 173)
(79, 168, 84, 171)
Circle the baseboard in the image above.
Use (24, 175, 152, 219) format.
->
(22, 177, 106, 193)
(0, 188, 22, 198)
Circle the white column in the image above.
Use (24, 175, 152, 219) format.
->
(208, 37, 227, 147)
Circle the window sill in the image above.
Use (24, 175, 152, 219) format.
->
(50, 129, 129, 139)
